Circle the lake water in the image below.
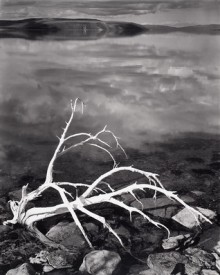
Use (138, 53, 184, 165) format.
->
(0, 1, 220, 196)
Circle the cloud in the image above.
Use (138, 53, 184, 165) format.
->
(1, 0, 219, 18)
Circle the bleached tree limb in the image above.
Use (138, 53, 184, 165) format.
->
(3, 100, 213, 251)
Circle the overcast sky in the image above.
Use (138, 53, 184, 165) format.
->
(0, 0, 220, 25)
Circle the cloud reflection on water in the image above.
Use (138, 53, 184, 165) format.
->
(0, 30, 219, 194)
(0, 35, 219, 149)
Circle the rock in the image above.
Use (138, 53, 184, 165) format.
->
(201, 270, 219, 275)
(114, 225, 130, 239)
(197, 225, 220, 253)
(83, 222, 99, 233)
(29, 249, 73, 272)
(216, 259, 220, 272)
(8, 189, 22, 201)
(46, 221, 86, 249)
(147, 206, 178, 219)
(136, 270, 158, 275)
(0, 224, 11, 235)
(79, 250, 121, 275)
(128, 265, 158, 275)
(185, 247, 216, 269)
(162, 234, 192, 250)
(131, 195, 194, 219)
(131, 196, 177, 210)
(147, 250, 215, 275)
(172, 207, 216, 229)
(191, 191, 205, 197)
(6, 263, 36, 275)
(120, 193, 136, 205)
(147, 251, 189, 275)
(215, 244, 220, 256)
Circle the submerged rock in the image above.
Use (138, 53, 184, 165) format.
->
(6, 263, 36, 275)
(79, 250, 121, 275)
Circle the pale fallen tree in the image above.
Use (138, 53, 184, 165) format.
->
(4, 99, 211, 250)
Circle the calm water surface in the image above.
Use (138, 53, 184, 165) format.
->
(0, 1, 220, 194)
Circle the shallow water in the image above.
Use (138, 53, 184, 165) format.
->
(0, 1, 220, 195)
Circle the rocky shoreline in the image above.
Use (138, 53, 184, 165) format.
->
(0, 185, 219, 275)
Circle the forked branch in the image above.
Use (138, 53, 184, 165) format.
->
(3, 100, 212, 250)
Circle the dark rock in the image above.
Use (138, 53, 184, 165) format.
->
(209, 162, 220, 171)
(131, 227, 164, 257)
(6, 263, 36, 275)
(8, 189, 23, 201)
(197, 225, 220, 253)
(120, 193, 136, 205)
(79, 250, 121, 275)
(131, 195, 195, 219)
(114, 225, 131, 239)
(191, 168, 215, 176)
(83, 222, 99, 234)
(0, 224, 11, 236)
(185, 157, 205, 163)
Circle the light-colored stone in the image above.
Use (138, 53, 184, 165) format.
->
(201, 270, 219, 275)
(6, 263, 36, 275)
(216, 259, 220, 272)
(214, 242, 220, 256)
(79, 250, 121, 275)
(172, 207, 216, 229)
(162, 234, 191, 250)
(46, 221, 86, 249)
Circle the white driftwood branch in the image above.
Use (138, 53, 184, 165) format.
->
(3, 100, 212, 250)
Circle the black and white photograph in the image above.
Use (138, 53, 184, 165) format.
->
(0, 1, 220, 274)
